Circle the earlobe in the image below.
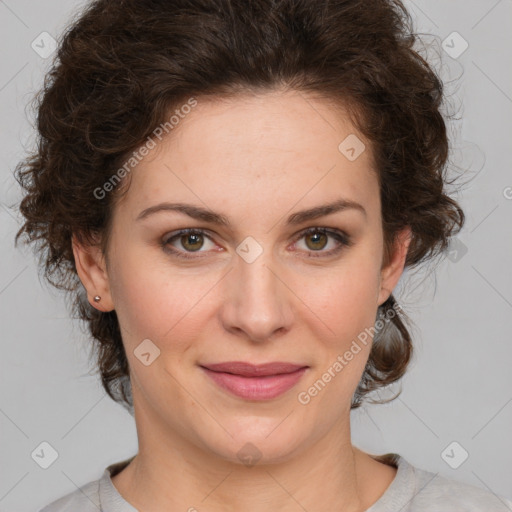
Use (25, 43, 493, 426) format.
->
(71, 233, 115, 312)
(377, 226, 412, 306)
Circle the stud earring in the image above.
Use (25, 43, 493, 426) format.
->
(93, 295, 101, 302)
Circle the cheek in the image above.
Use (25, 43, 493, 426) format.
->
(295, 265, 380, 407)
(109, 251, 217, 352)
(301, 259, 380, 344)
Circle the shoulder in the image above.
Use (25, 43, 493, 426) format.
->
(37, 456, 135, 512)
(410, 467, 512, 512)
(37, 478, 101, 512)
(369, 453, 512, 512)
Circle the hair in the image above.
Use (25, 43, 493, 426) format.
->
(15, 0, 464, 413)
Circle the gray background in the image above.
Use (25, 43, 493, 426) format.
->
(1, 0, 511, 510)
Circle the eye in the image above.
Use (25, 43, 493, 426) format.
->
(162, 226, 352, 260)
(292, 227, 352, 257)
(162, 229, 218, 259)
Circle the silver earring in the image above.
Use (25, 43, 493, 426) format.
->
(93, 295, 101, 302)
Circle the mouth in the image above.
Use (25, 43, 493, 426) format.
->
(200, 361, 309, 401)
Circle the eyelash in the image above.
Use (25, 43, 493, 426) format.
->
(161, 227, 353, 260)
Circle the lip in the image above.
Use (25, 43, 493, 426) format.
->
(200, 361, 308, 400)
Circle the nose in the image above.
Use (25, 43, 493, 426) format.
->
(219, 251, 294, 343)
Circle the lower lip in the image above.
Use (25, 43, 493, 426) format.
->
(201, 367, 308, 400)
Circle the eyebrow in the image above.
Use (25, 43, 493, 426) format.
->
(136, 198, 366, 225)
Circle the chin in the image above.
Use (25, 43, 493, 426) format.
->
(200, 415, 310, 467)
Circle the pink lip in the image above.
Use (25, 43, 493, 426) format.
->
(200, 361, 308, 400)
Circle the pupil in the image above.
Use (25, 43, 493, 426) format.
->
(183, 233, 203, 251)
(307, 232, 327, 250)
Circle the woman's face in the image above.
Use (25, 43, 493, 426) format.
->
(77, 89, 409, 464)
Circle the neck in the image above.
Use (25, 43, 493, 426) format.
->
(111, 393, 394, 512)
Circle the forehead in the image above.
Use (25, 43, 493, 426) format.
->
(115, 90, 379, 223)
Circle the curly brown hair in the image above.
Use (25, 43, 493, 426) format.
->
(15, 0, 465, 413)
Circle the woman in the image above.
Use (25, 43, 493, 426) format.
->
(15, 0, 512, 510)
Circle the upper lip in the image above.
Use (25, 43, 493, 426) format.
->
(201, 361, 307, 377)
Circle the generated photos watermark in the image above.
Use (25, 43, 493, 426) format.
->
(297, 301, 403, 405)
(93, 97, 198, 200)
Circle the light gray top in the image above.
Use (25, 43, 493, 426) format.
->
(38, 453, 512, 512)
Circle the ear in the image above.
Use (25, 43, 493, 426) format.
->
(72, 233, 115, 312)
(377, 226, 412, 306)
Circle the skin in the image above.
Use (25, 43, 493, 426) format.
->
(73, 88, 411, 512)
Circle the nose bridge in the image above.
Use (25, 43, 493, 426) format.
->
(220, 243, 293, 342)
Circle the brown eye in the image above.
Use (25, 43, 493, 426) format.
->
(304, 231, 328, 251)
(163, 229, 217, 258)
(180, 232, 204, 252)
(293, 227, 352, 258)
